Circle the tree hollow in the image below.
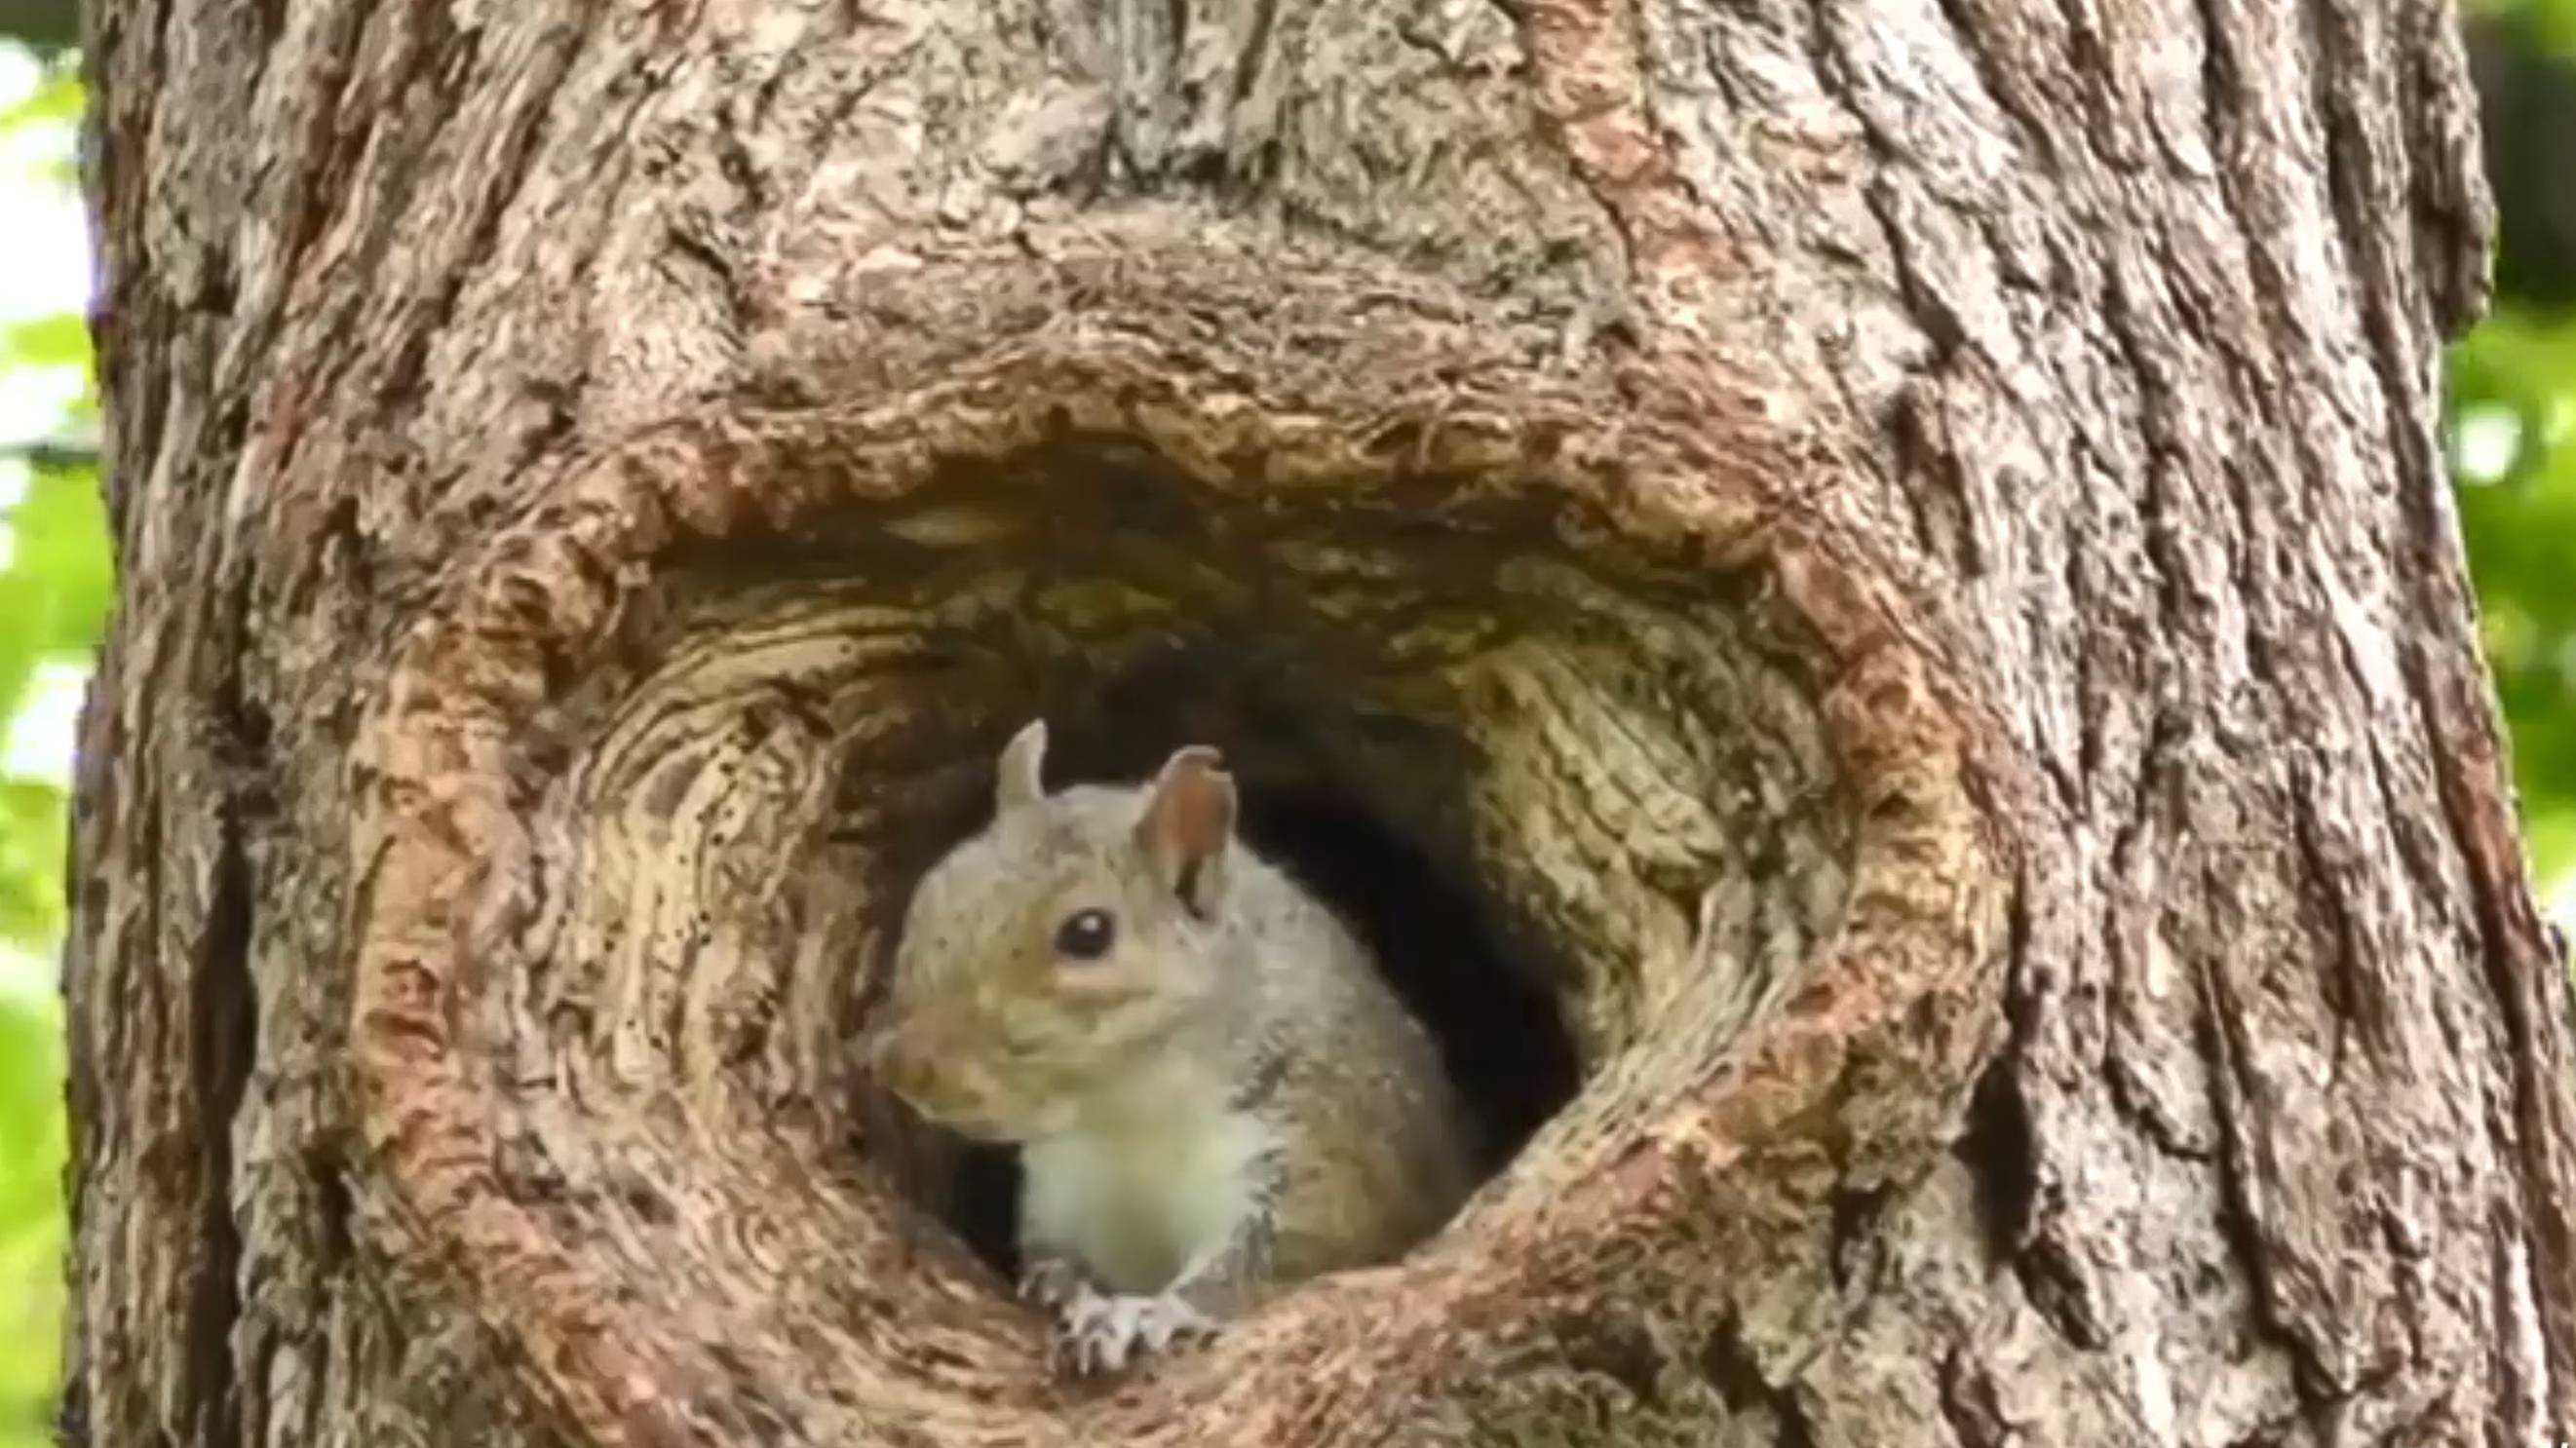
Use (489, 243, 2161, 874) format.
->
(339, 244, 2007, 1443)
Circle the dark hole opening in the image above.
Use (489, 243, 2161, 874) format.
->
(905, 703, 1581, 1283)
(1235, 788, 1578, 1175)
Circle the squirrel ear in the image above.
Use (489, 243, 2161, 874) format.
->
(995, 719, 1049, 815)
(1135, 744, 1234, 917)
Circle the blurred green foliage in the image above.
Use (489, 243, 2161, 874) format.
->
(0, 996, 62, 1448)
(2453, 0, 2576, 898)
(0, 38, 87, 1448)
(2453, 305, 2576, 888)
(0, 11, 2566, 1448)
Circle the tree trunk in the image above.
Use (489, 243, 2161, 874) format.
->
(63, 0, 2576, 1445)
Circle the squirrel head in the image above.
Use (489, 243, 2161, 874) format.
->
(868, 719, 1244, 1140)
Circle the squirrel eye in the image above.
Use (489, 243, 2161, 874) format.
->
(1053, 908, 1116, 961)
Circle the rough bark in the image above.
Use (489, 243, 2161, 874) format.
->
(63, 0, 2576, 1446)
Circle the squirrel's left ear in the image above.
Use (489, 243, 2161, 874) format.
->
(1136, 745, 1234, 917)
(995, 719, 1049, 816)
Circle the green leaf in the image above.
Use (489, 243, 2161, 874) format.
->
(2450, 298, 2576, 887)
(0, 316, 88, 372)
(0, 63, 78, 134)
(7, 463, 111, 657)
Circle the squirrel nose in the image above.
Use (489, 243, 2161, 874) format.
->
(871, 1015, 965, 1105)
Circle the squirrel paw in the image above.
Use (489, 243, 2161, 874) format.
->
(1018, 1258, 1088, 1310)
(1057, 1288, 1214, 1375)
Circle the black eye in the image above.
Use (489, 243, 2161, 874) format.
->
(1054, 908, 1116, 961)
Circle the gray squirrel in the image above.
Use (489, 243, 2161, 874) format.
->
(869, 720, 1474, 1373)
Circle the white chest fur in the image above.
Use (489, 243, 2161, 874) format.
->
(1018, 1108, 1275, 1294)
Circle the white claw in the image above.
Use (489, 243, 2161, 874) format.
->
(1055, 1287, 1214, 1375)
(1019, 1259, 1083, 1308)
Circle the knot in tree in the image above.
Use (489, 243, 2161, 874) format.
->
(60, 2, 2576, 1447)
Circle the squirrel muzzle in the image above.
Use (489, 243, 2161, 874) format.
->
(867, 1012, 1019, 1140)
